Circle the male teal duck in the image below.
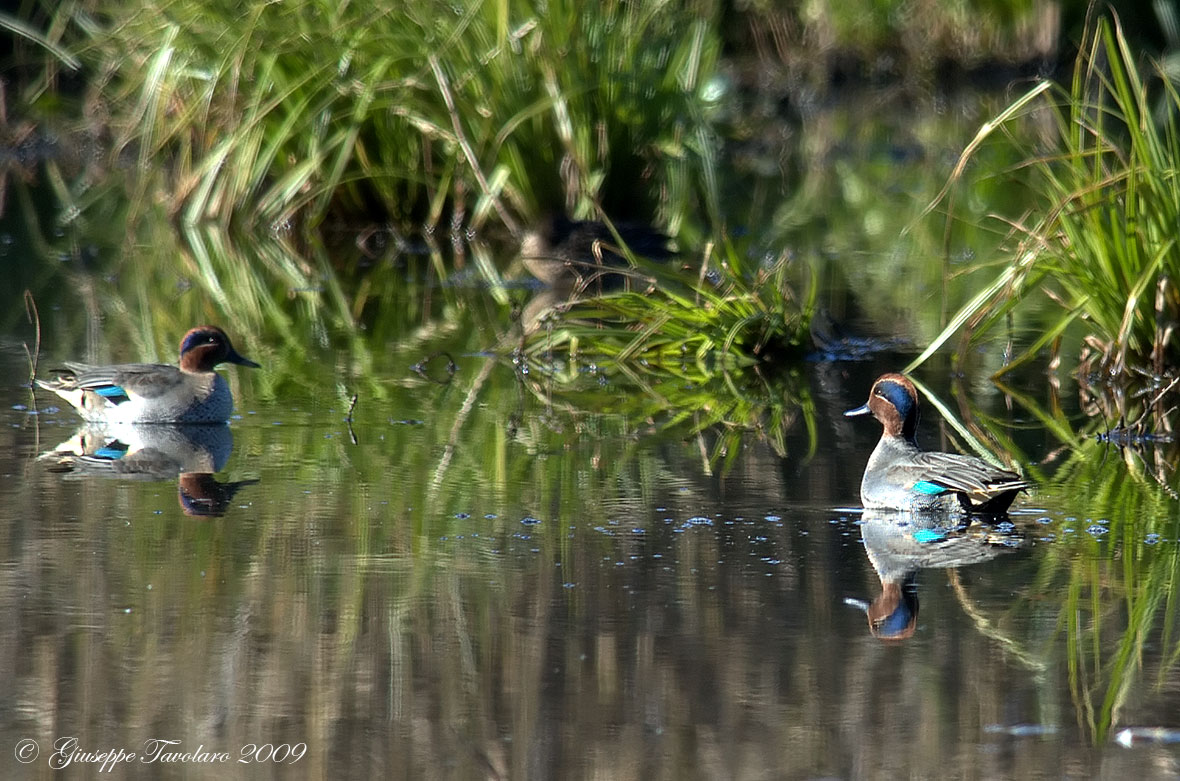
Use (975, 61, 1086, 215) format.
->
(37, 326, 259, 424)
(844, 373, 1028, 513)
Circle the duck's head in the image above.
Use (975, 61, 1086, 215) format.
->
(178, 326, 261, 373)
(844, 372, 919, 442)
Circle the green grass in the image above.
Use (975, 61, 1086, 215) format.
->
(16, 0, 1067, 243)
(911, 14, 1180, 379)
(36, 0, 721, 236)
(522, 238, 813, 369)
(515, 233, 817, 463)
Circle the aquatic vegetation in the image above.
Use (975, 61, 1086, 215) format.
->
(913, 15, 1180, 378)
(1033, 445, 1180, 744)
(516, 233, 816, 460)
(15, 0, 1062, 259)
(522, 266, 810, 376)
(516, 353, 816, 470)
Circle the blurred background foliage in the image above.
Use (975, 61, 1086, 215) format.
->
(3, 0, 1141, 237)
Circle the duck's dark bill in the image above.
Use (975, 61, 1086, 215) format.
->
(844, 404, 871, 417)
(228, 351, 262, 368)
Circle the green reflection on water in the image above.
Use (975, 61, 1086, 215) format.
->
(1, 93, 1179, 778)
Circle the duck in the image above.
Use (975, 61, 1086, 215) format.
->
(844, 373, 1029, 513)
(520, 215, 673, 288)
(36, 325, 259, 424)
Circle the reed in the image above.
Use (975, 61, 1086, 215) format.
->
(912, 14, 1180, 379)
(57, 0, 720, 236)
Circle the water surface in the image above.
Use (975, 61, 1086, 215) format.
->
(1, 92, 1178, 780)
(2, 337, 1177, 779)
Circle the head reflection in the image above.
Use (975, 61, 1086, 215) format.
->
(851, 509, 1024, 642)
(177, 472, 258, 517)
(865, 572, 919, 641)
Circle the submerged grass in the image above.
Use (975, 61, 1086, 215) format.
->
(912, 14, 1180, 379)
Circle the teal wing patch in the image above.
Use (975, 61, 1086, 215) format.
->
(913, 529, 946, 543)
(912, 480, 949, 496)
(94, 385, 131, 405)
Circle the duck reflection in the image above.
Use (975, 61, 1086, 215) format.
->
(848, 509, 1025, 641)
(39, 423, 257, 517)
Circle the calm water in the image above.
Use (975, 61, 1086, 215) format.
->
(2, 94, 1179, 780)
(1, 334, 1178, 779)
